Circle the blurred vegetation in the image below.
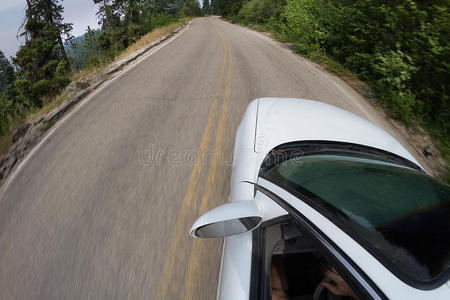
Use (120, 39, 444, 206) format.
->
(65, 27, 102, 72)
(0, 0, 201, 141)
(216, 0, 450, 179)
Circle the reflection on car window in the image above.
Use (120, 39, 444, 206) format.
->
(262, 154, 450, 284)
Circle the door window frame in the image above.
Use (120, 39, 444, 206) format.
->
(249, 183, 386, 300)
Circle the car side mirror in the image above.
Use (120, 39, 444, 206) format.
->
(190, 201, 262, 238)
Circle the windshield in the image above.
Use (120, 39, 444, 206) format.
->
(261, 154, 450, 285)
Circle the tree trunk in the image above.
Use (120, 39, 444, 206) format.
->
(103, 0, 110, 28)
(58, 34, 69, 63)
(25, 0, 37, 40)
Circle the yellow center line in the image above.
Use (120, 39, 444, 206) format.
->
(198, 28, 232, 216)
(182, 27, 232, 300)
(156, 26, 229, 300)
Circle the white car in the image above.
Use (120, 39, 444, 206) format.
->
(190, 98, 450, 300)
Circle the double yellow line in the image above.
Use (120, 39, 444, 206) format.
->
(157, 26, 232, 300)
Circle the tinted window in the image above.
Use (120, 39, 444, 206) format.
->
(262, 154, 450, 284)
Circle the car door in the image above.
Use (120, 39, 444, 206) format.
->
(252, 179, 385, 300)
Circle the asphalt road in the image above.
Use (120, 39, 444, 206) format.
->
(0, 17, 424, 299)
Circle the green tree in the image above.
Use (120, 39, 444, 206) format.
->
(210, 0, 219, 14)
(203, 0, 210, 14)
(84, 26, 99, 57)
(34, 0, 73, 61)
(182, 0, 202, 16)
(0, 51, 15, 93)
(93, 0, 114, 29)
(84, 26, 101, 67)
(284, 0, 331, 53)
(216, 0, 245, 16)
(14, 0, 73, 107)
(0, 51, 16, 134)
(16, 0, 73, 79)
(238, 0, 285, 25)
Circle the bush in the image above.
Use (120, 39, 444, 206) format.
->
(33, 79, 51, 96)
(0, 95, 12, 135)
(151, 14, 175, 28)
(86, 55, 101, 69)
(238, 0, 272, 25)
(381, 89, 416, 124)
(371, 50, 418, 92)
(54, 60, 71, 89)
(15, 79, 38, 107)
(284, 0, 331, 54)
(278, 0, 449, 143)
(182, 0, 201, 17)
(237, 0, 286, 30)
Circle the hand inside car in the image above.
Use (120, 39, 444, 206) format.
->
(322, 268, 359, 300)
(271, 256, 288, 300)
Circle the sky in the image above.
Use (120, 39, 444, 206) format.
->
(0, 0, 100, 59)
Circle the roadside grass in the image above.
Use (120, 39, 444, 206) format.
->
(0, 133, 13, 157)
(26, 89, 78, 123)
(0, 18, 191, 158)
(71, 17, 191, 84)
(70, 67, 104, 83)
(117, 17, 191, 61)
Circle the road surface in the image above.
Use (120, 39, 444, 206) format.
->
(0, 17, 423, 299)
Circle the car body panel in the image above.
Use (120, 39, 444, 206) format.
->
(217, 231, 252, 300)
(229, 100, 259, 203)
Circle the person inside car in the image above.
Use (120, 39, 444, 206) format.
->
(322, 268, 359, 300)
(271, 259, 359, 300)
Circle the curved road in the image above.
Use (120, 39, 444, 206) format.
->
(0, 17, 422, 299)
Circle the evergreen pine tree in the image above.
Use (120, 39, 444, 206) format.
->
(14, 0, 73, 107)
(203, 0, 210, 14)
(84, 26, 100, 68)
(210, 0, 219, 14)
(93, 0, 114, 29)
(0, 51, 15, 93)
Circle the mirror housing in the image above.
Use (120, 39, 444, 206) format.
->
(190, 201, 262, 238)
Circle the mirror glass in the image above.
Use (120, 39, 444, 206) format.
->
(195, 216, 262, 238)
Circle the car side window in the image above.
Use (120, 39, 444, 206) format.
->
(250, 217, 376, 300)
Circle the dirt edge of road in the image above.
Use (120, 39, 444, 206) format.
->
(222, 18, 447, 180)
(0, 21, 190, 189)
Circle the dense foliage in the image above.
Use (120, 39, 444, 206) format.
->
(218, 0, 450, 158)
(0, 51, 16, 134)
(65, 27, 102, 72)
(93, 0, 199, 60)
(0, 0, 201, 137)
(202, 0, 210, 14)
(0, 0, 72, 135)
